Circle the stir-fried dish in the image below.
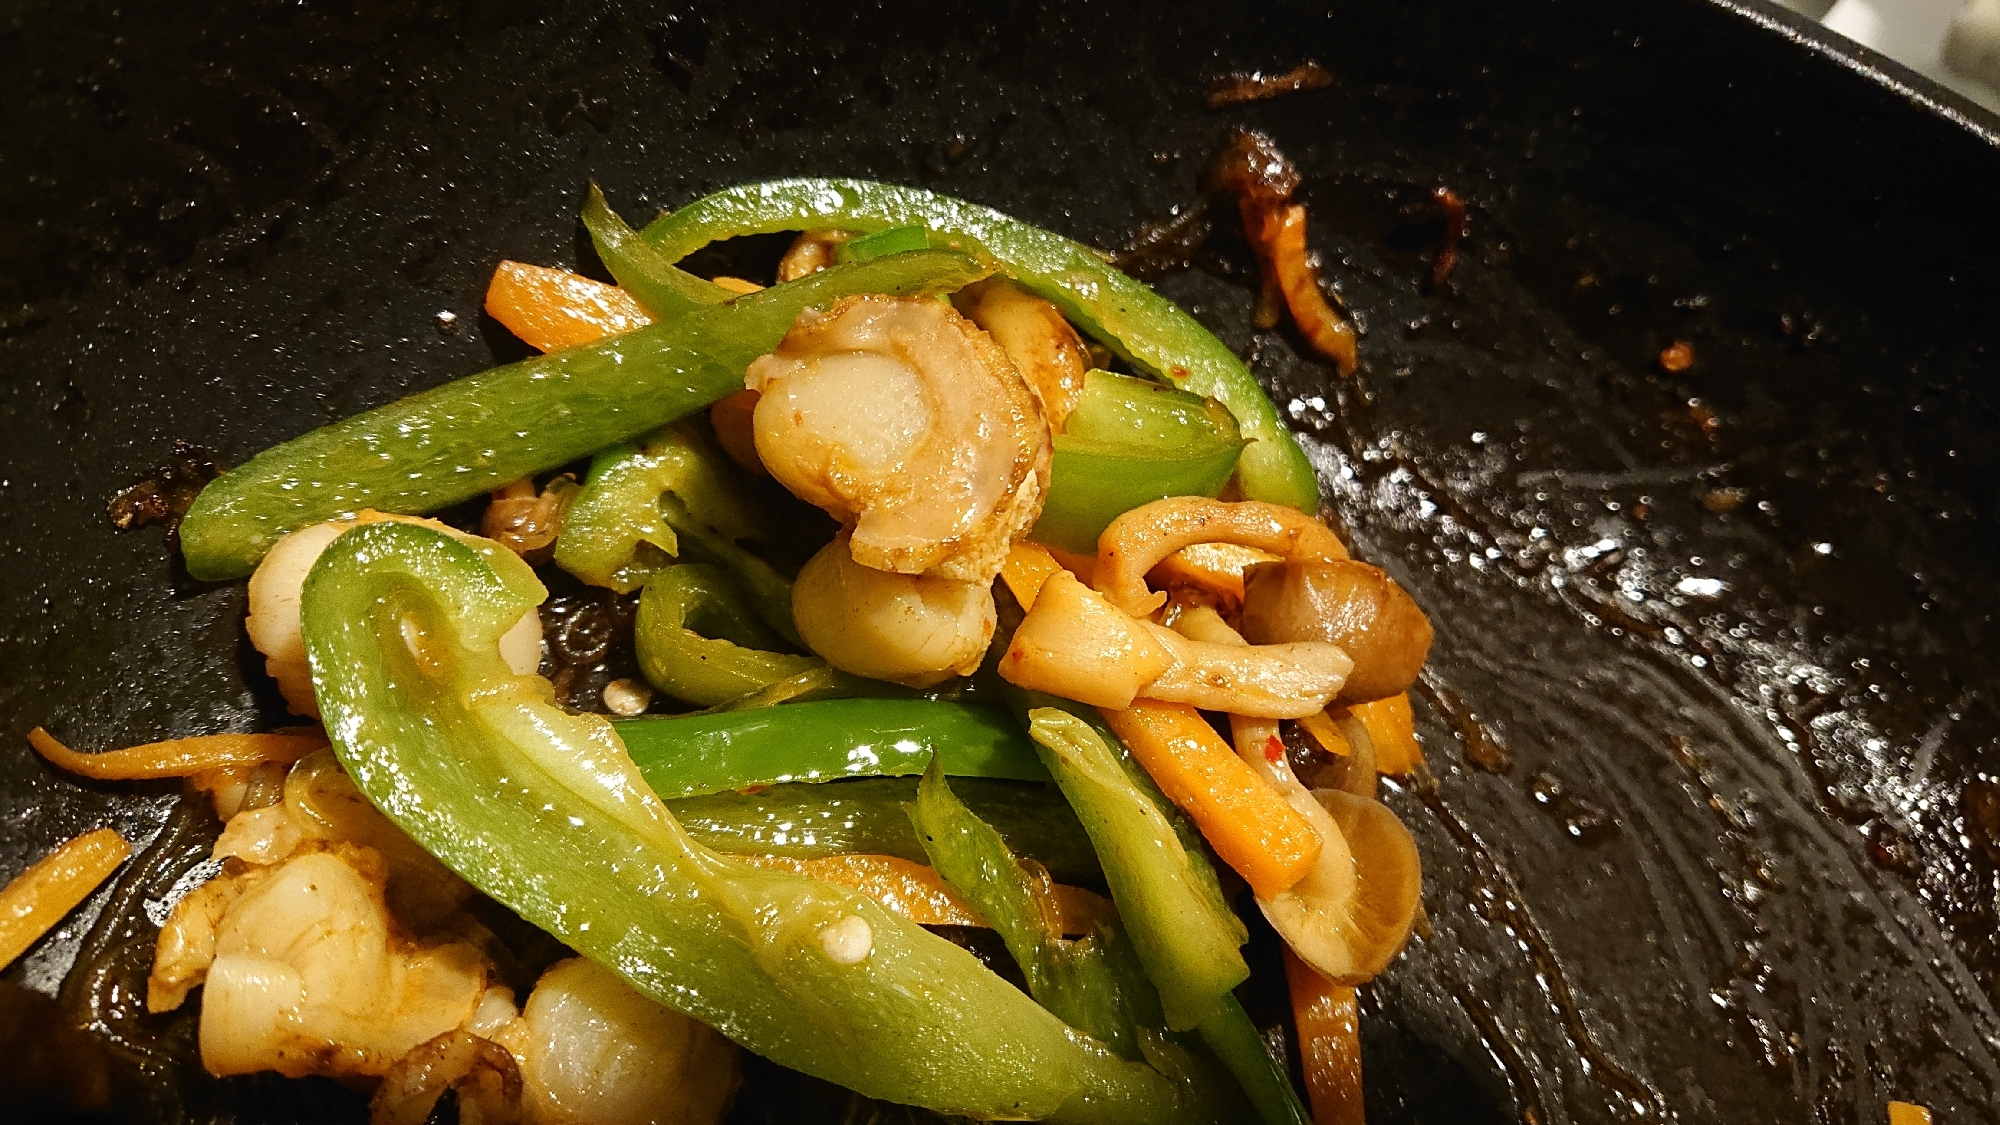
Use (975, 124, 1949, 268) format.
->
(14, 164, 1442, 1125)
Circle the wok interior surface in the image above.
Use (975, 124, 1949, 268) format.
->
(3, 0, 1998, 1120)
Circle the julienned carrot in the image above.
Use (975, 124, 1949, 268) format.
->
(1098, 700, 1321, 899)
(1001, 541, 1066, 610)
(0, 827, 130, 970)
(30, 727, 327, 780)
(1348, 693, 1423, 776)
(1284, 948, 1364, 1125)
(483, 260, 652, 353)
(1887, 1103, 1932, 1125)
(738, 853, 1110, 935)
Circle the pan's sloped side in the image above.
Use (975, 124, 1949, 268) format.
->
(0, 1, 1995, 1122)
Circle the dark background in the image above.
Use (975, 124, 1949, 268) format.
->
(2, 0, 1998, 1121)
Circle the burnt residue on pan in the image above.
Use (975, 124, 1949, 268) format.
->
(1, 1, 1997, 1123)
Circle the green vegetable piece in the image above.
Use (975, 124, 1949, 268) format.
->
(665, 777, 1101, 886)
(1034, 369, 1246, 553)
(553, 421, 769, 595)
(840, 224, 930, 263)
(911, 757, 1160, 1060)
(657, 493, 800, 646)
(181, 249, 989, 580)
(301, 521, 1212, 1123)
(639, 178, 1319, 514)
(1194, 995, 1312, 1125)
(633, 565, 824, 708)
(1025, 708, 1249, 1032)
(618, 698, 1050, 799)
(580, 183, 736, 318)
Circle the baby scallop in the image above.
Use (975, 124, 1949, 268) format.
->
(495, 957, 740, 1125)
(745, 295, 1050, 584)
(792, 532, 997, 688)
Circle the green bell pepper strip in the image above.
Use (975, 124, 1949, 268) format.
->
(637, 178, 1319, 513)
(616, 697, 1049, 799)
(663, 777, 1101, 886)
(1194, 995, 1313, 1125)
(633, 565, 826, 708)
(839, 224, 930, 263)
(1027, 710, 1310, 1125)
(301, 521, 1212, 1122)
(552, 421, 771, 595)
(911, 757, 1160, 1061)
(180, 249, 989, 580)
(580, 183, 736, 318)
(1024, 708, 1250, 1033)
(657, 493, 800, 645)
(1034, 370, 1247, 553)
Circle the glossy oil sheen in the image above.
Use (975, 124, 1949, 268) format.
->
(1, 1, 1997, 1122)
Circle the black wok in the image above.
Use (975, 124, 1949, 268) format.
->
(3, 0, 1998, 1121)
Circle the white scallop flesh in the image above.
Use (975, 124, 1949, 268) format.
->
(495, 957, 740, 1125)
(745, 295, 1050, 583)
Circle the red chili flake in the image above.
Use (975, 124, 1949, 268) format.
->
(741, 784, 770, 795)
(1264, 736, 1286, 763)
(1171, 365, 1190, 381)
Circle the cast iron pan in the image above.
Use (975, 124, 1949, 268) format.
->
(4, 0, 1998, 1121)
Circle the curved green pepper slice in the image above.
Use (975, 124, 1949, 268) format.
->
(182, 249, 988, 580)
(552, 421, 770, 594)
(1034, 370, 1246, 553)
(638, 178, 1319, 514)
(633, 564, 824, 708)
(618, 697, 1049, 799)
(301, 520, 1217, 1122)
(580, 183, 735, 318)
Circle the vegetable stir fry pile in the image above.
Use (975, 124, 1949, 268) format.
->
(28, 175, 1436, 1125)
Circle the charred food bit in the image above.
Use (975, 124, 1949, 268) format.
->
(1212, 129, 1359, 373)
(1431, 186, 1467, 286)
(1205, 62, 1335, 108)
(107, 439, 225, 532)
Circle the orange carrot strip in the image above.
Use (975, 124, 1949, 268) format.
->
(0, 828, 130, 970)
(1098, 701, 1322, 898)
(1349, 693, 1423, 776)
(1265, 203, 1358, 375)
(1888, 1104, 1932, 1125)
(483, 260, 652, 353)
(1285, 947, 1365, 1125)
(1001, 542, 1065, 610)
(1296, 709, 1352, 757)
(738, 853, 1110, 935)
(30, 727, 327, 781)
